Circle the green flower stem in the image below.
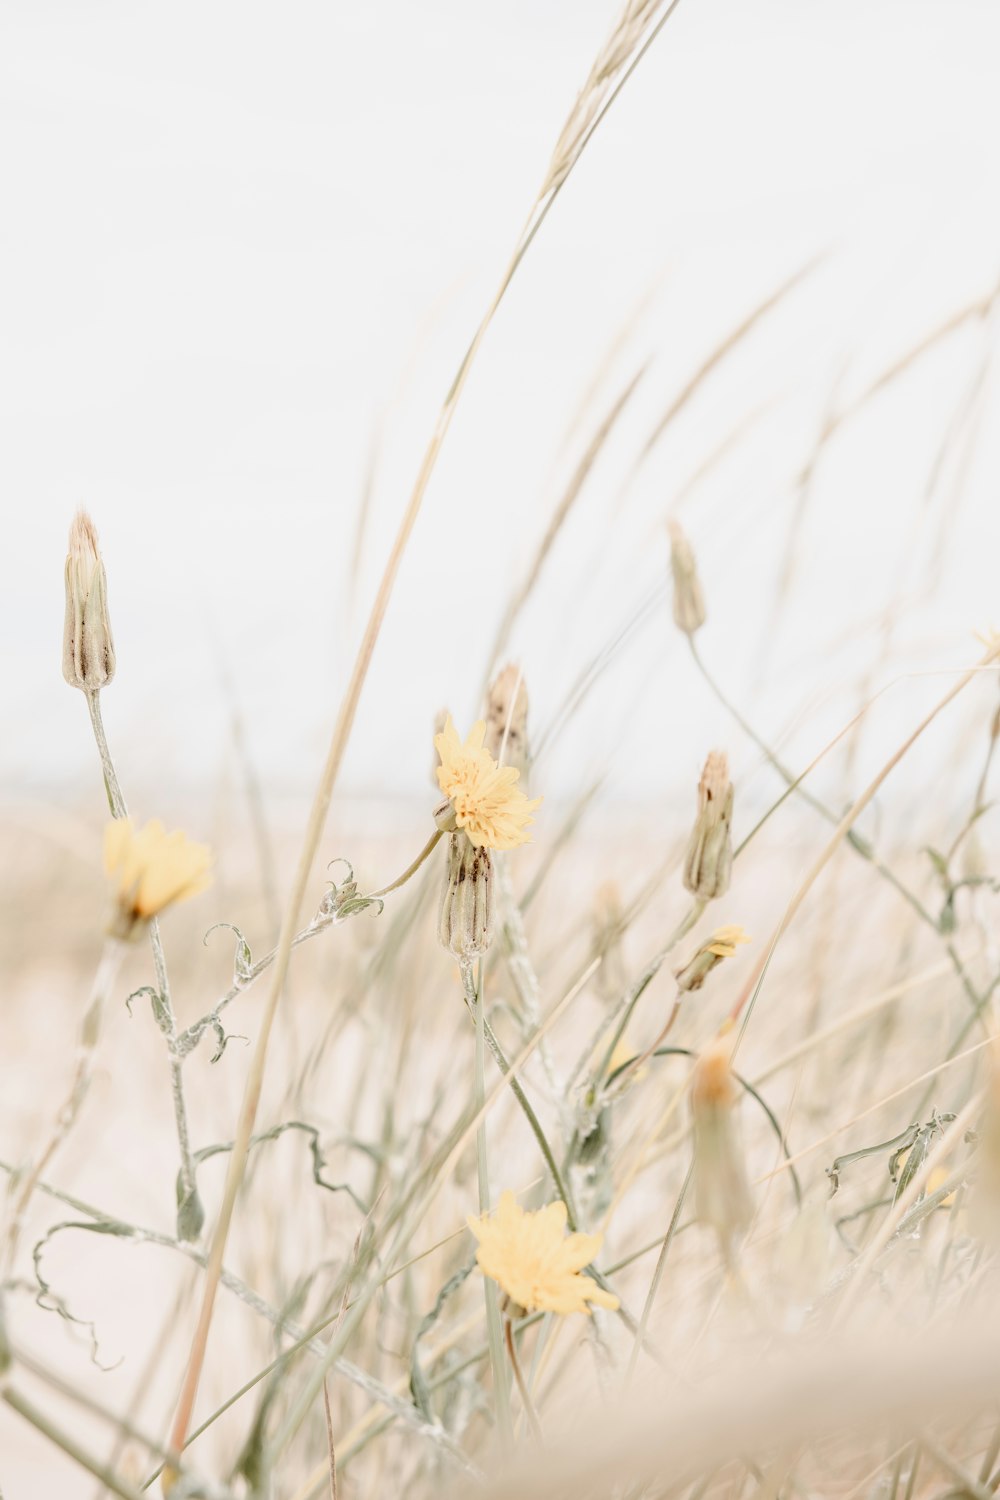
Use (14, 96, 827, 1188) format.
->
(462, 961, 513, 1448)
(84, 689, 199, 1225)
(367, 830, 442, 900)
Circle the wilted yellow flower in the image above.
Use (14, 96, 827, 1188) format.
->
(675, 925, 751, 993)
(467, 1191, 618, 1315)
(434, 716, 541, 851)
(704, 925, 751, 958)
(104, 818, 212, 936)
(62, 511, 116, 693)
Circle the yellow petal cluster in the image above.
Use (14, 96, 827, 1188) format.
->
(434, 717, 541, 851)
(704, 925, 752, 958)
(467, 1191, 618, 1315)
(104, 818, 213, 927)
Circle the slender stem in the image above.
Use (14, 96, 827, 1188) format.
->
(569, 899, 705, 1094)
(84, 691, 198, 1219)
(3, 936, 125, 1271)
(464, 961, 512, 1447)
(494, 854, 561, 1100)
(727, 643, 1000, 1037)
(504, 1315, 544, 1444)
(690, 640, 991, 1029)
(479, 1006, 579, 1231)
(3, 1386, 146, 1500)
(367, 830, 442, 899)
(624, 1162, 693, 1386)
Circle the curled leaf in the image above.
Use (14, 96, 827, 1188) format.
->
(204, 922, 254, 986)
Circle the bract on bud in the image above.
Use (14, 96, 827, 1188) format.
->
(683, 751, 733, 900)
(63, 511, 116, 692)
(438, 832, 494, 961)
(668, 519, 705, 636)
(484, 664, 530, 781)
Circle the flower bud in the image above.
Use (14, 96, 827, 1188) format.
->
(675, 925, 751, 993)
(484, 664, 530, 781)
(438, 832, 494, 961)
(62, 510, 116, 692)
(690, 1035, 753, 1258)
(683, 751, 733, 899)
(668, 519, 705, 636)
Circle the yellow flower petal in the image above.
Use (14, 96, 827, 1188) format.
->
(104, 817, 213, 925)
(467, 1191, 619, 1316)
(435, 716, 541, 851)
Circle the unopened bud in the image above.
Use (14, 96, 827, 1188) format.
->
(62, 510, 115, 692)
(668, 519, 705, 636)
(683, 751, 733, 899)
(675, 925, 751, 993)
(438, 832, 494, 961)
(484, 664, 530, 780)
(690, 1035, 753, 1257)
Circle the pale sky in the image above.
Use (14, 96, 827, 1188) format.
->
(4, 0, 1000, 828)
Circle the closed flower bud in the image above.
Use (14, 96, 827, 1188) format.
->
(484, 664, 530, 780)
(668, 519, 705, 636)
(438, 832, 494, 961)
(683, 751, 733, 899)
(62, 510, 116, 692)
(690, 1035, 753, 1258)
(675, 925, 751, 993)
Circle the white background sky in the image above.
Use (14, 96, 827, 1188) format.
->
(4, 1, 1000, 831)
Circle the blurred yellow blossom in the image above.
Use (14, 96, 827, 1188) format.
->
(104, 818, 212, 935)
(467, 1191, 618, 1315)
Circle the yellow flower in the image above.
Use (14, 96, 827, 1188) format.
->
(434, 716, 541, 851)
(704, 925, 752, 958)
(467, 1191, 618, 1315)
(104, 818, 212, 933)
(675, 925, 751, 993)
